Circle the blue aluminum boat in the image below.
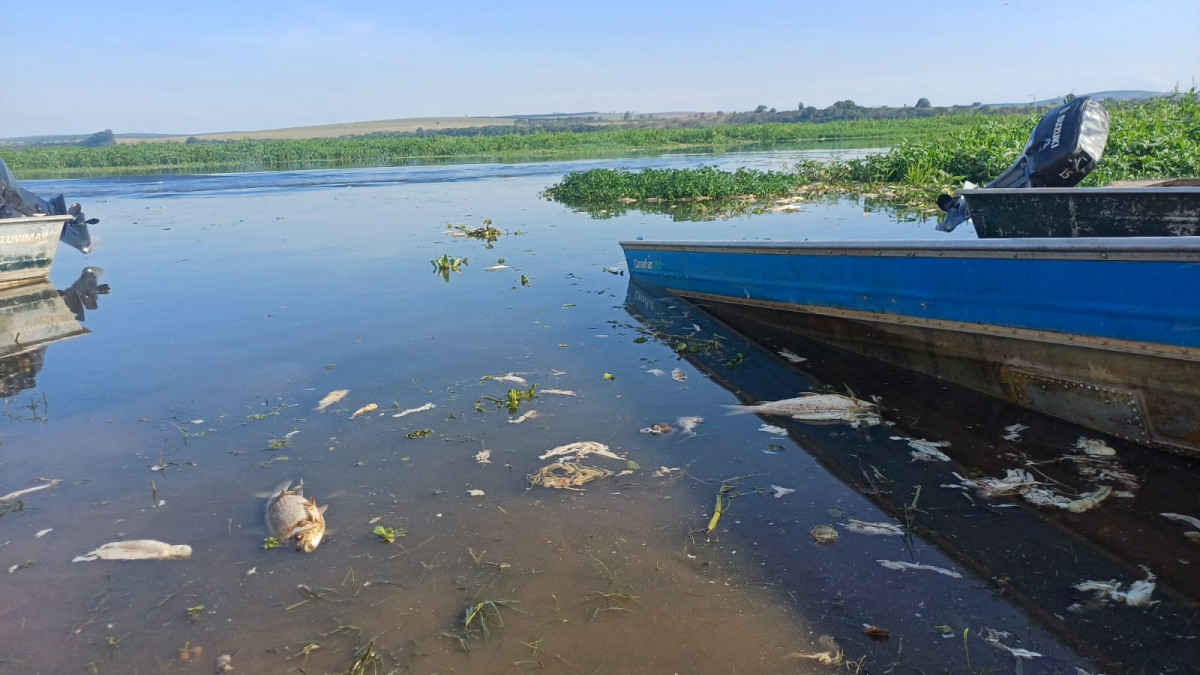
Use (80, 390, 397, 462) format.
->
(620, 236, 1200, 457)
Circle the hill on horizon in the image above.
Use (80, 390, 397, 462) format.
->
(1, 90, 1176, 146)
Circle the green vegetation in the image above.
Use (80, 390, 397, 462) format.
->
(1, 115, 991, 178)
(546, 95, 1199, 220)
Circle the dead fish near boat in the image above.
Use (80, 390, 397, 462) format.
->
(72, 539, 192, 562)
(724, 392, 880, 426)
(538, 441, 623, 462)
(264, 481, 328, 553)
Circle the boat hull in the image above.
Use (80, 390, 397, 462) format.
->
(621, 237, 1200, 456)
(0, 215, 73, 290)
(962, 184, 1200, 238)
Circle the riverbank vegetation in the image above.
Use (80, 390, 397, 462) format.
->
(545, 94, 1199, 221)
(1, 115, 1000, 178)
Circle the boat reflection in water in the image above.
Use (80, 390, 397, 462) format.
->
(625, 278, 1199, 672)
(0, 268, 108, 397)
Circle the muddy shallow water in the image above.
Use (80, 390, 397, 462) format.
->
(1, 151, 1197, 674)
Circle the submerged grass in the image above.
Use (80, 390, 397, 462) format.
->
(545, 95, 1200, 220)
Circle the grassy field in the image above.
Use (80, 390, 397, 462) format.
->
(0, 115, 979, 177)
(123, 116, 522, 143)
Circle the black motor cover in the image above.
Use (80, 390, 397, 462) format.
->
(938, 97, 1110, 231)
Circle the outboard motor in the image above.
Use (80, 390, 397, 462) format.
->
(937, 96, 1110, 231)
(0, 157, 99, 252)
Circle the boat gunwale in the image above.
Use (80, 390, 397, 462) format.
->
(619, 236, 1200, 262)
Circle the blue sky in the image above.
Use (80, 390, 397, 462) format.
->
(4, 0, 1197, 137)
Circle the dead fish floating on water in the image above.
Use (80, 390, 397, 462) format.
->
(264, 481, 327, 553)
(72, 539, 192, 562)
(349, 403, 378, 419)
(315, 389, 348, 412)
(724, 392, 880, 426)
(538, 441, 623, 462)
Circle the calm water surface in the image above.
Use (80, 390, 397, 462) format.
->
(1, 152, 1196, 674)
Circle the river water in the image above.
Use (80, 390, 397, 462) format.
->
(1, 149, 1196, 674)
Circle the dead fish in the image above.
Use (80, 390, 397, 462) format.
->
(877, 560, 962, 578)
(676, 416, 704, 436)
(639, 422, 673, 435)
(393, 402, 435, 418)
(482, 373, 527, 385)
(483, 264, 510, 271)
(475, 448, 492, 465)
(0, 478, 62, 502)
(724, 392, 879, 425)
(265, 481, 328, 553)
(540, 388, 577, 396)
(778, 348, 807, 363)
(1075, 437, 1117, 457)
(671, 368, 687, 382)
(72, 539, 192, 562)
(770, 485, 796, 499)
(349, 403, 378, 419)
(508, 410, 539, 424)
(315, 389, 348, 412)
(843, 519, 905, 536)
(646, 368, 666, 376)
(538, 441, 623, 462)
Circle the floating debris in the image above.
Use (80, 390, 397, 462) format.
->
(863, 625, 891, 640)
(770, 485, 796, 499)
(0, 478, 62, 502)
(215, 653, 234, 672)
(778, 348, 807, 363)
(264, 481, 327, 553)
(538, 441, 623, 462)
(482, 373, 527, 385)
(891, 436, 951, 461)
(980, 627, 1042, 659)
(843, 519, 904, 536)
(1002, 423, 1029, 441)
(726, 392, 880, 426)
(1073, 565, 1158, 608)
(1074, 437, 1117, 457)
(393, 402, 435, 418)
(350, 403, 378, 419)
(877, 560, 962, 578)
(786, 635, 841, 666)
(529, 461, 613, 490)
(652, 466, 681, 478)
(315, 389, 348, 412)
(540, 388, 577, 396)
(671, 368, 687, 381)
(639, 422, 673, 435)
(947, 470, 1039, 497)
(811, 525, 839, 544)
(1162, 512, 1200, 529)
(676, 416, 704, 436)
(467, 489, 486, 497)
(758, 423, 787, 435)
(1067, 485, 1112, 513)
(475, 448, 492, 465)
(73, 540, 192, 562)
(508, 410, 539, 424)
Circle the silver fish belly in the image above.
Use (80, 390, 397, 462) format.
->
(265, 481, 327, 553)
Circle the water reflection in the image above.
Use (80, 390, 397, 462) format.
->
(625, 279, 1200, 672)
(0, 268, 106, 397)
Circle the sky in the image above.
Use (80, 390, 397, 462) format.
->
(3, 0, 1197, 137)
